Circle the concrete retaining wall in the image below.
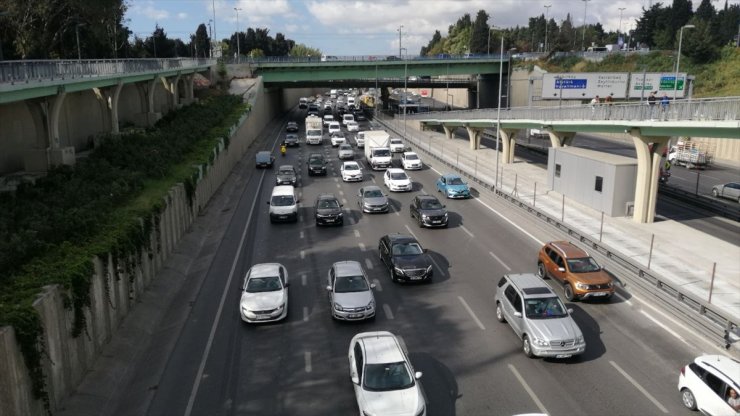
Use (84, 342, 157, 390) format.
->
(0, 77, 297, 415)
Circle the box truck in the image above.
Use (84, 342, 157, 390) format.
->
(305, 115, 323, 145)
(363, 130, 392, 170)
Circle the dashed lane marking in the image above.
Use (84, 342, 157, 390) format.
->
(489, 251, 511, 271)
(458, 296, 485, 330)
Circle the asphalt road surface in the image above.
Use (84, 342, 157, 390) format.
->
(129, 111, 728, 416)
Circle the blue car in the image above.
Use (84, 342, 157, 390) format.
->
(436, 174, 470, 199)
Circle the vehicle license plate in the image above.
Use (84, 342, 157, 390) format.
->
(348, 314, 362, 319)
(432, 220, 441, 224)
(592, 292, 607, 296)
(254, 315, 270, 320)
(556, 354, 572, 358)
(325, 219, 334, 222)
(279, 215, 287, 219)
(410, 276, 422, 280)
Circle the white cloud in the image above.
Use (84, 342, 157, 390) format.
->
(285, 24, 299, 33)
(177, 12, 188, 20)
(130, 1, 170, 21)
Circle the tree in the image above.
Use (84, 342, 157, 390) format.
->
(554, 14, 575, 51)
(682, 18, 719, 62)
(695, 0, 716, 20)
(289, 43, 321, 57)
(717, 3, 740, 45)
(420, 30, 442, 55)
(470, 10, 490, 54)
(194, 23, 210, 58)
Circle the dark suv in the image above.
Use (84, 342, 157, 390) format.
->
(308, 153, 327, 176)
(378, 234, 433, 283)
(409, 195, 448, 228)
(314, 193, 344, 226)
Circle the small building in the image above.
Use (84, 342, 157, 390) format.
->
(547, 147, 637, 217)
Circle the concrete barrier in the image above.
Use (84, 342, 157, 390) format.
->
(0, 78, 316, 415)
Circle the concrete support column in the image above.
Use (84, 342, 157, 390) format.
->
(110, 81, 123, 134)
(465, 126, 481, 150)
(546, 131, 575, 148)
(629, 128, 670, 223)
(167, 74, 181, 109)
(442, 125, 454, 140)
(133, 78, 163, 126)
(500, 129, 520, 164)
(147, 78, 158, 115)
(48, 90, 66, 150)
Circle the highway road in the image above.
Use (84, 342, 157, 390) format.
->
(116, 109, 735, 416)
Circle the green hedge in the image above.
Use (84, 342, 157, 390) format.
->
(0, 94, 248, 408)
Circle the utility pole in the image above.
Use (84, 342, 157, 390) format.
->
(234, 7, 242, 60)
(618, 7, 626, 48)
(212, 0, 217, 57)
(398, 25, 403, 58)
(544, 4, 551, 52)
(208, 20, 213, 58)
(674, 25, 695, 101)
(581, 0, 591, 51)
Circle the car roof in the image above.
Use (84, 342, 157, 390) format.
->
(386, 233, 417, 244)
(278, 165, 295, 170)
(332, 260, 364, 277)
(442, 173, 461, 179)
(548, 241, 588, 258)
(363, 185, 382, 192)
(356, 332, 405, 364)
(316, 193, 338, 201)
(403, 152, 417, 156)
(343, 161, 359, 166)
(416, 195, 439, 202)
(248, 263, 282, 278)
(694, 355, 740, 385)
(504, 273, 555, 297)
(387, 168, 405, 174)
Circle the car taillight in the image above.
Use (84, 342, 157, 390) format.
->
(680, 366, 685, 376)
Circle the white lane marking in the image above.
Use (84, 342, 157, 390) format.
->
(404, 224, 418, 240)
(429, 256, 446, 277)
(372, 279, 382, 292)
(339, 190, 344, 196)
(303, 307, 309, 322)
(299, 215, 304, 222)
(489, 251, 511, 271)
(508, 364, 549, 415)
(460, 225, 475, 238)
(640, 310, 691, 347)
(336, 183, 341, 189)
(300, 250, 306, 259)
(342, 197, 348, 204)
(609, 361, 669, 413)
(383, 304, 395, 320)
(305, 352, 312, 373)
(354, 230, 361, 238)
(185, 155, 270, 416)
(359, 243, 366, 252)
(458, 296, 485, 330)
(301, 274, 307, 286)
(394, 207, 400, 216)
(365, 258, 374, 270)
(371, 177, 376, 184)
(300, 231, 305, 239)
(334, 177, 339, 182)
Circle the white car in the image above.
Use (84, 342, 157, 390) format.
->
(348, 331, 426, 416)
(342, 113, 355, 126)
(326, 261, 375, 320)
(323, 114, 335, 127)
(239, 263, 289, 323)
(340, 161, 363, 182)
(384, 168, 412, 192)
(401, 152, 422, 170)
(346, 121, 360, 132)
(328, 121, 342, 135)
(678, 355, 739, 414)
(331, 132, 347, 147)
(338, 144, 354, 159)
(389, 138, 405, 153)
(355, 132, 365, 148)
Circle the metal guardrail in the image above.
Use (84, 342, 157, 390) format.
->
(409, 97, 740, 123)
(0, 58, 216, 85)
(377, 114, 738, 346)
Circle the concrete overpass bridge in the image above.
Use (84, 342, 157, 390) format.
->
(412, 98, 740, 223)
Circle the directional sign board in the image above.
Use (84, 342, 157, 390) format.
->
(542, 72, 629, 100)
(628, 73, 687, 98)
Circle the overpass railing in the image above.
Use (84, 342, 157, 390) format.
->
(409, 96, 740, 123)
(0, 58, 216, 85)
(226, 53, 508, 65)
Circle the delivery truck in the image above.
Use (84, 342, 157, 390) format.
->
(363, 130, 392, 170)
(305, 115, 323, 145)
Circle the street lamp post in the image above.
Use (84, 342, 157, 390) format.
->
(544, 4, 552, 52)
(618, 7, 626, 41)
(208, 20, 213, 58)
(581, 0, 591, 51)
(398, 25, 403, 58)
(211, 0, 217, 57)
(674, 24, 695, 101)
(493, 28, 504, 189)
(234, 7, 242, 61)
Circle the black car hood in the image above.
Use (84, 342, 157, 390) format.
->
(392, 254, 432, 269)
(417, 208, 447, 217)
(316, 207, 342, 216)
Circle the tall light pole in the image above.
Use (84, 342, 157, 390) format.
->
(674, 24, 695, 102)
(544, 5, 552, 52)
(234, 7, 242, 60)
(398, 25, 403, 58)
(208, 19, 213, 58)
(581, 0, 591, 51)
(493, 27, 504, 188)
(211, 0, 217, 57)
(618, 7, 626, 38)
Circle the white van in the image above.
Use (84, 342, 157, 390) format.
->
(267, 185, 298, 223)
(342, 113, 355, 126)
(323, 114, 335, 127)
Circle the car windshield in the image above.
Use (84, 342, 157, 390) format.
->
(307, 129, 321, 136)
(405, 154, 419, 160)
(340, 145, 351, 150)
(318, 199, 339, 209)
(364, 189, 383, 198)
(309, 158, 323, 166)
(271, 195, 295, 206)
(567, 257, 601, 273)
(363, 362, 414, 391)
(344, 164, 359, 171)
(279, 168, 294, 175)
(524, 296, 568, 319)
(392, 242, 423, 256)
(374, 149, 391, 157)
(245, 276, 282, 293)
(390, 172, 408, 180)
(334, 275, 369, 293)
(420, 199, 443, 209)
(390, 139, 402, 144)
(447, 177, 464, 185)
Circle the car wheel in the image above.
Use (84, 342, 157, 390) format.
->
(495, 303, 506, 323)
(537, 262, 547, 279)
(564, 283, 577, 302)
(681, 388, 697, 411)
(522, 335, 534, 358)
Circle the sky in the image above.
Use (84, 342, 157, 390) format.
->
(125, 0, 736, 56)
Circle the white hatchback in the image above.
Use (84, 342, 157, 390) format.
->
(239, 263, 289, 323)
(348, 331, 426, 416)
(678, 355, 739, 414)
(328, 121, 341, 135)
(384, 168, 412, 192)
(338, 144, 354, 159)
(331, 132, 347, 147)
(401, 152, 422, 170)
(340, 161, 363, 182)
(389, 138, 405, 153)
(346, 121, 360, 132)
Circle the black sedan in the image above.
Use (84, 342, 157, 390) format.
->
(378, 234, 433, 283)
(307, 153, 327, 176)
(314, 193, 344, 226)
(286, 121, 299, 132)
(409, 195, 448, 228)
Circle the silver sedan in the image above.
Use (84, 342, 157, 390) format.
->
(357, 185, 389, 213)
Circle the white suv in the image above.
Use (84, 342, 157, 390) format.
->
(678, 355, 740, 414)
(348, 331, 426, 416)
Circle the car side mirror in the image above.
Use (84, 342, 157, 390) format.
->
(415, 371, 423, 380)
(325, 285, 332, 291)
(442, 205, 446, 208)
(284, 282, 290, 288)
(567, 308, 574, 314)
(340, 204, 344, 207)
(266, 201, 270, 205)
(351, 375, 360, 385)
(370, 283, 376, 289)
(557, 267, 565, 272)
(423, 248, 428, 253)
(513, 311, 522, 318)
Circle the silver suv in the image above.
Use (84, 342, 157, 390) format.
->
(494, 273, 585, 359)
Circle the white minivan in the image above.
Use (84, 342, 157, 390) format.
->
(342, 113, 355, 126)
(267, 185, 298, 223)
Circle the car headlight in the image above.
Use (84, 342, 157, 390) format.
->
(443, 212, 449, 218)
(393, 266, 404, 275)
(606, 281, 613, 288)
(576, 334, 584, 343)
(421, 214, 429, 219)
(334, 303, 345, 312)
(426, 265, 433, 274)
(277, 303, 285, 310)
(415, 405, 426, 416)
(532, 336, 549, 346)
(367, 300, 375, 309)
(241, 306, 251, 314)
(362, 411, 376, 416)
(575, 282, 588, 290)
